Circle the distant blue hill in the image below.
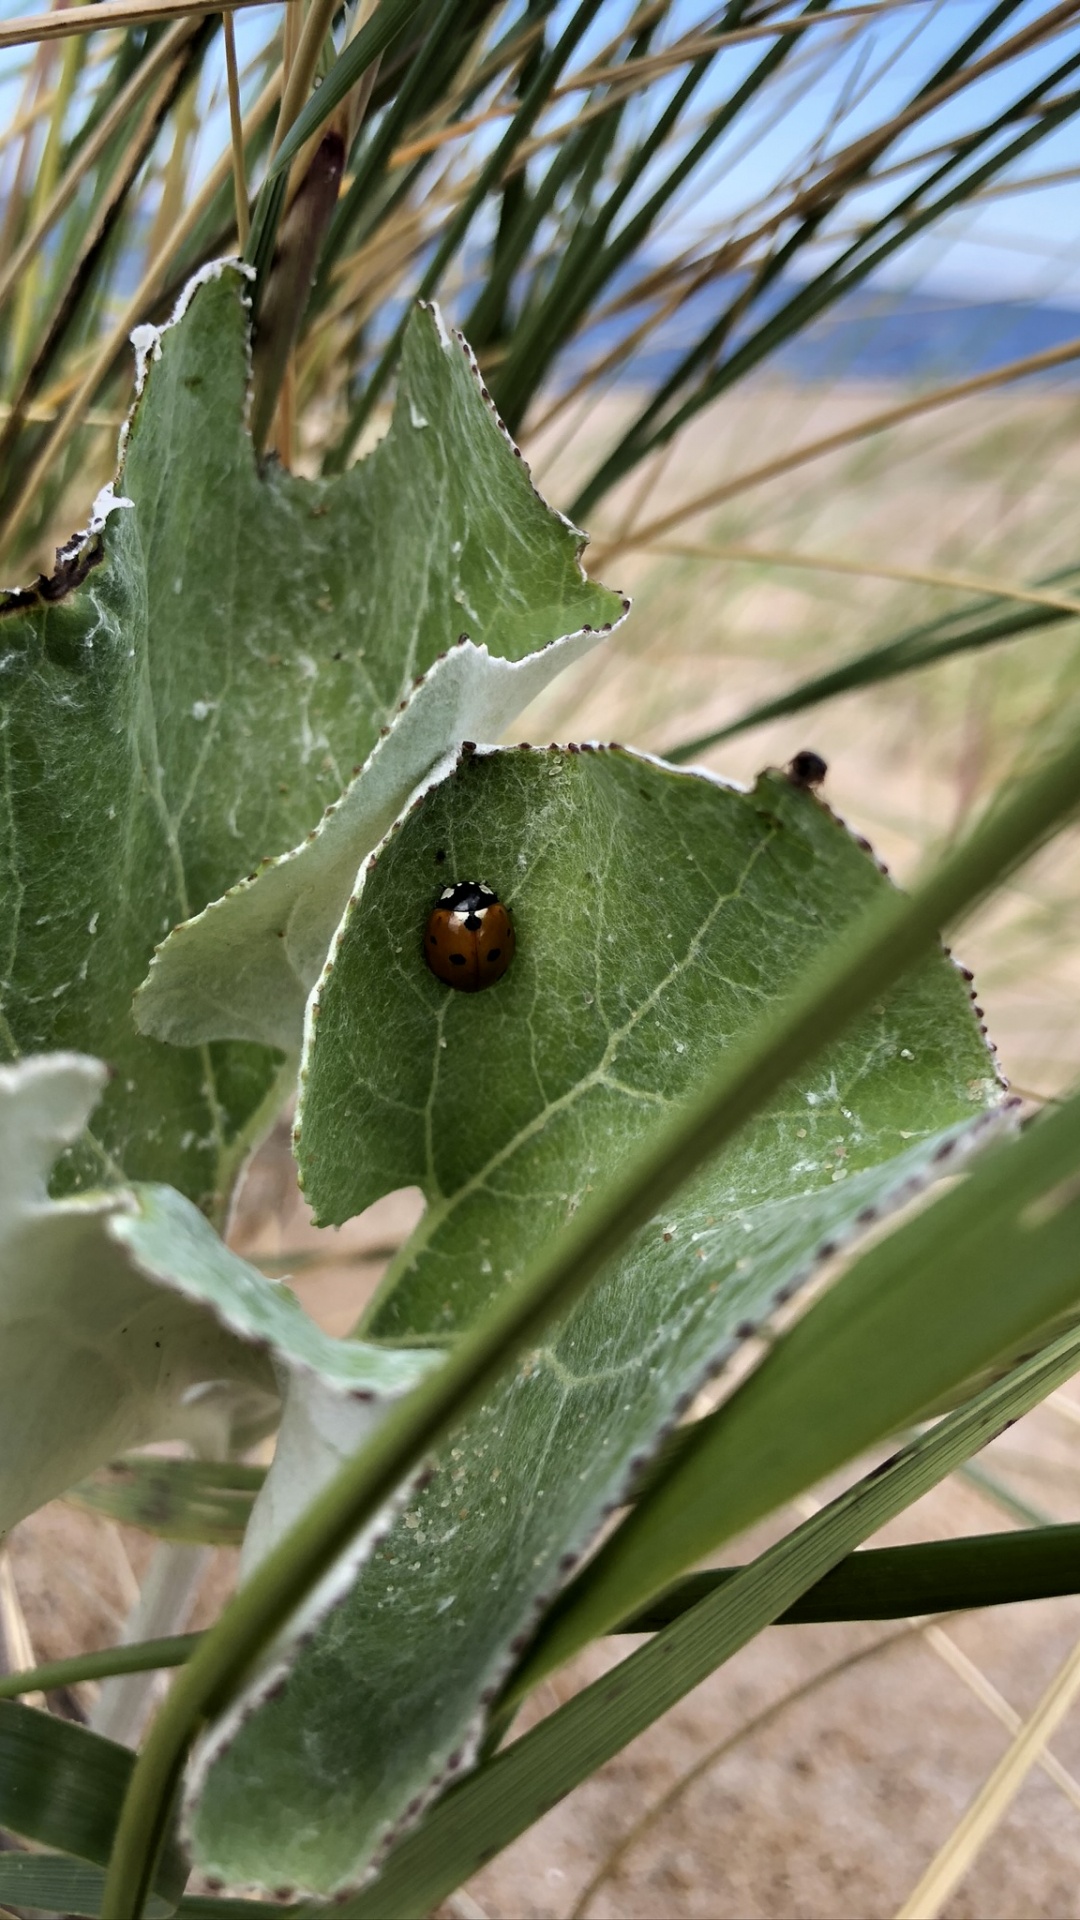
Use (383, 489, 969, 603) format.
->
(558, 282, 1080, 386)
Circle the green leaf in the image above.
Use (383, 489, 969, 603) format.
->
(187, 745, 999, 1896)
(1, 262, 621, 1207)
(68, 1457, 264, 1546)
(340, 1325, 1080, 1920)
(0, 1052, 436, 1534)
(525, 1075, 1080, 1684)
(108, 722, 1080, 1919)
(616, 1523, 1080, 1631)
(0, 1701, 184, 1898)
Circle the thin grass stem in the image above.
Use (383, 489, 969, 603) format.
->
(223, 11, 249, 248)
(591, 332, 1080, 566)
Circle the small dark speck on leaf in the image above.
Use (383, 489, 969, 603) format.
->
(786, 749, 828, 790)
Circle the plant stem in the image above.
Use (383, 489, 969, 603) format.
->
(0, 1634, 198, 1703)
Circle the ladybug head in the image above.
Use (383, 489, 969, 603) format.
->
(438, 880, 499, 918)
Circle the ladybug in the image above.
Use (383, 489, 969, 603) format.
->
(424, 880, 516, 993)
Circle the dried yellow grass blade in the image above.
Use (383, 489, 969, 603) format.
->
(643, 541, 1080, 619)
(223, 11, 249, 250)
(0, 1553, 43, 1707)
(592, 332, 1080, 564)
(0, 0, 284, 53)
(897, 1632, 1080, 1920)
(0, 17, 196, 319)
(0, 66, 281, 557)
(922, 1624, 1080, 1817)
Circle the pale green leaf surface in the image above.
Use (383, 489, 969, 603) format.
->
(0, 1053, 433, 1536)
(187, 747, 1000, 1896)
(0, 262, 621, 1206)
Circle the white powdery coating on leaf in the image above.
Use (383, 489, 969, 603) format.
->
(130, 323, 161, 394)
(183, 1446, 423, 1886)
(131, 258, 254, 395)
(425, 298, 453, 352)
(88, 482, 134, 532)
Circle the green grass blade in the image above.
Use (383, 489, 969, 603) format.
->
(666, 562, 1080, 759)
(463, 7, 662, 354)
(489, 0, 826, 432)
(66, 1455, 264, 1546)
(317, 0, 472, 273)
(340, 1327, 1080, 1919)
(617, 1524, 1080, 1631)
(0, 1703, 185, 1897)
(334, 0, 607, 463)
(0, 1854, 180, 1920)
(570, 37, 1080, 517)
(267, 0, 428, 181)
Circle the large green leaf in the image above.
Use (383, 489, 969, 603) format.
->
(186, 744, 1002, 1896)
(0, 263, 622, 1208)
(0, 1053, 436, 1535)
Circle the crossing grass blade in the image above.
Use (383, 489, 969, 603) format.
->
(0, 1636, 200, 1704)
(0, 1854, 180, 1920)
(615, 1524, 1080, 1631)
(66, 1457, 264, 1546)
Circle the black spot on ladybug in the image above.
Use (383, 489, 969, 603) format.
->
(450, 952, 467, 967)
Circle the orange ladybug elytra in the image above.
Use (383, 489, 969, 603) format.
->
(424, 880, 516, 993)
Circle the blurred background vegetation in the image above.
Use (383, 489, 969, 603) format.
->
(3, 1, 1080, 1912)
